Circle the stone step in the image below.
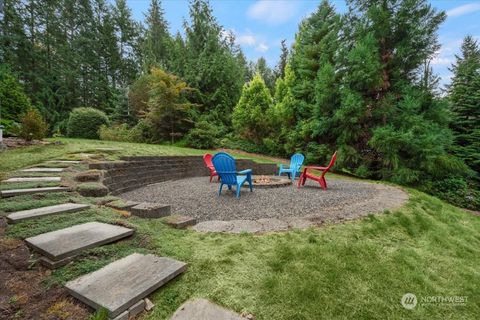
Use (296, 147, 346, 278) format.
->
(3, 177, 62, 183)
(170, 299, 246, 320)
(21, 167, 64, 173)
(48, 160, 81, 164)
(0, 187, 69, 198)
(7, 203, 91, 224)
(25, 222, 134, 267)
(66, 253, 187, 318)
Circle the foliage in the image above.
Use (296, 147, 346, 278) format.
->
(185, 118, 223, 149)
(98, 124, 134, 142)
(0, 66, 32, 122)
(427, 178, 480, 210)
(129, 67, 193, 143)
(232, 74, 273, 144)
(66, 107, 109, 139)
(449, 36, 480, 174)
(18, 108, 48, 141)
(181, 0, 246, 126)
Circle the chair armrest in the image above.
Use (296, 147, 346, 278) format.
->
(238, 169, 252, 175)
(305, 166, 328, 171)
(278, 164, 283, 170)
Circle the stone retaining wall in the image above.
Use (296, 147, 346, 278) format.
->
(90, 156, 278, 195)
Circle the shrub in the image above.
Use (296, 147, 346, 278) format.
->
(99, 124, 132, 142)
(66, 107, 109, 139)
(428, 178, 480, 210)
(18, 108, 48, 141)
(185, 120, 222, 149)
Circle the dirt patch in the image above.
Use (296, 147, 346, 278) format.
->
(1, 138, 61, 150)
(0, 235, 91, 320)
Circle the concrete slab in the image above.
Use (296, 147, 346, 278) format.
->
(130, 202, 171, 218)
(193, 220, 232, 233)
(4, 177, 61, 183)
(229, 220, 263, 234)
(25, 222, 134, 261)
(7, 203, 90, 223)
(163, 215, 196, 229)
(66, 253, 187, 318)
(21, 168, 64, 172)
(0, 187, 69, 198)
(170, 299, 246, 320)
(48, 160, 81, 164)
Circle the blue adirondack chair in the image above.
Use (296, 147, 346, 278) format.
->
(212, 152, 253, 198)
(278, 153, 305, 181)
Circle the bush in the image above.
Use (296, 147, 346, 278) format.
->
(66, 107, 109, 139)
(99, 124, 132, 142)
(18, 108, 48, 141)
(424, 178, 480, 210)
(185, 120, 222, 149)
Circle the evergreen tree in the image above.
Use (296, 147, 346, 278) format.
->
(290, 0, 340, 121)
(142, 0, 171, 71)
(232, 73, 273, 144)
(274, 39, 289, 80)
(449, 36, 480, 173)
(113, 0, 141, 87)
(183, 0, 244, 126)
(254, 57, 275, 93)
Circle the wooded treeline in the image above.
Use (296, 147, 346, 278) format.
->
(0, 0, 478, 209)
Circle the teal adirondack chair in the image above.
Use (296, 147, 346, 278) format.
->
(212, 152, 253, 198)
(278, 153, 305, 181)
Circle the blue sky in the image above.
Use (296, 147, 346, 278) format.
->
(126, 0, 480, 88)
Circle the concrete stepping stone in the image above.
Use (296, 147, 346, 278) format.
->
(170, 298, 246, 320)
(48, 160, 81, 164)
(229, 220, 264, 234)
(21, 167, 64, 172)
(0, 186, 69, 198)
(130, 202, 171, 218)
(66, 253, 187, 318)
(25, 222, 134, 268)
(4, 177, 61, 183)
(163, 215, 196, 229)
(6, 203, 90, 224)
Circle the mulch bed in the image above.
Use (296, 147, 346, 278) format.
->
(0, 218, 90, 320)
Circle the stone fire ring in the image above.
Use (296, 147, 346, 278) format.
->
(120, 176, 409, 234)
(243, 175, 292, 188)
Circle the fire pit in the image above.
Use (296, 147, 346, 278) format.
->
(243, 175, 292, 188)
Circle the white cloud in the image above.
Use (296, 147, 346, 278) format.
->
(233, 30, 270, 53)
(431, 57, 453, 66)
(237, 34, 256, 46)
(247, 0, 300, 25)
(255, 43, 269, 52)
(446, 3, 480, 18)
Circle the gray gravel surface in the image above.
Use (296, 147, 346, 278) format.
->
(120, 176, 408, 228)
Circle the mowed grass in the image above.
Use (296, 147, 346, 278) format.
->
(0, 139, 479, 319)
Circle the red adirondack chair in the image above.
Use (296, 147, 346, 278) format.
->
(203, 153, 219, 182)
(298, 152, 337, 190)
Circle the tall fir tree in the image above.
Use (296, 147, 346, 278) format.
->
(183, 0, 245, 126)
(449, 36, 480, 173)
(142, 0, 171, 71)
(274, 39, 289, 80)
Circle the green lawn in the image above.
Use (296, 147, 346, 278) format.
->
(0, 139, 479, 319)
